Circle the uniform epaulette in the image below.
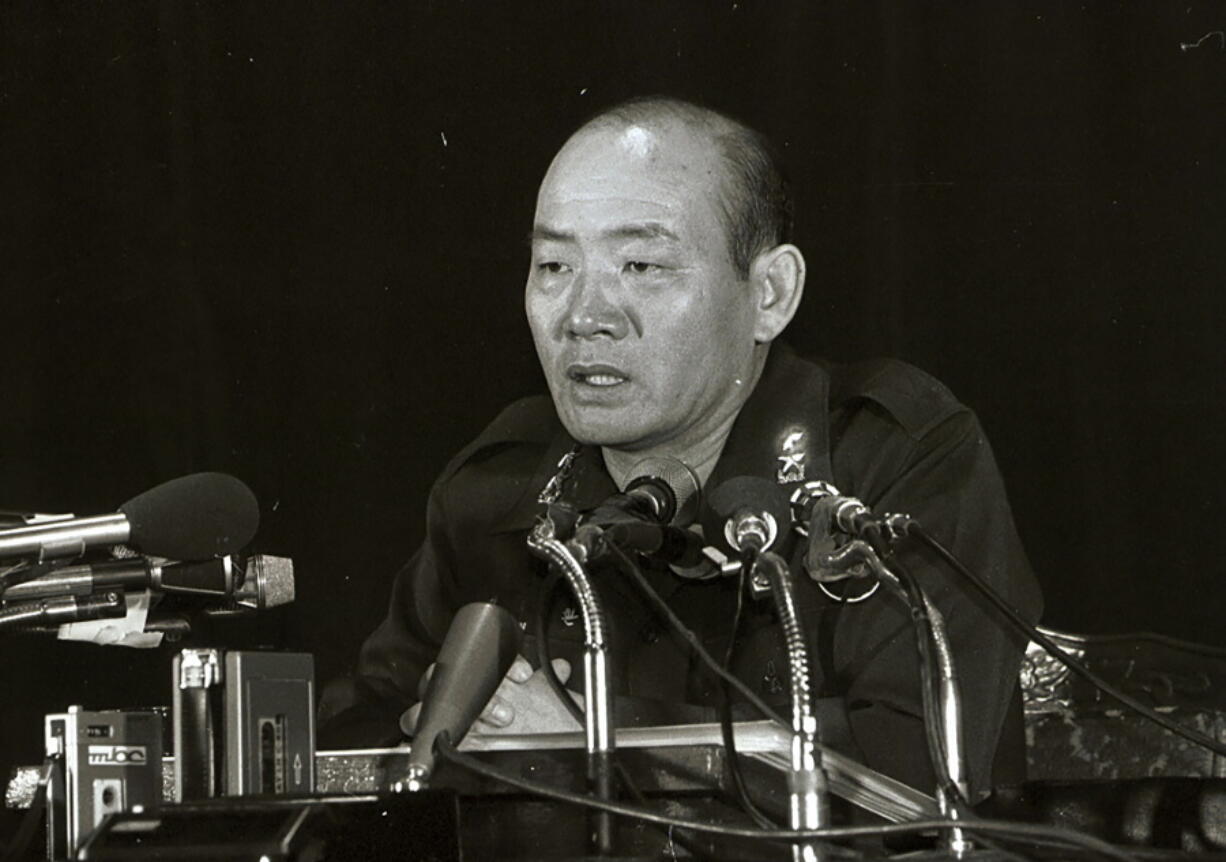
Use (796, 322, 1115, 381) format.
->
(831, 358, 967, 441)
(437, 395, 561, 483)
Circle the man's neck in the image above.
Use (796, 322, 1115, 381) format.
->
(601, 424, 729, 491)
(600, 349, 768, 491)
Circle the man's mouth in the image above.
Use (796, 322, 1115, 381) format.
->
(567, 364, 629, 387)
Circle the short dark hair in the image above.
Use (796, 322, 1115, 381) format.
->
(578, 96, 793, 278)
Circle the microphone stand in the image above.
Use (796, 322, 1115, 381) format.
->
(527, 519, 615, 856)
(753, 551, 829, 862)
(912, 586, 972, 857)
(823, 540, 972, 857)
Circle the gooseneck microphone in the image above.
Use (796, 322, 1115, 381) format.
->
(573, 457, 704, 566)
(401, 602, 523, 790)
(0, 473, 260, 562)
(706, 475, 831, 857)
(791, 480, 917, 545)
(584, 456, 701, 526)
(706, 475, 793, 556)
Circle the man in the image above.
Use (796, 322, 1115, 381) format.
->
(319, 96, 1042, 802)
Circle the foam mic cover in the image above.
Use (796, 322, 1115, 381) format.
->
(119, 473, 260, 560)
(407, 602, 522, 777)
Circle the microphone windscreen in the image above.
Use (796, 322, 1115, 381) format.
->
(408, 602, 522, 775)
(627, 455, 701, 525)
(119, 473, 260, 559)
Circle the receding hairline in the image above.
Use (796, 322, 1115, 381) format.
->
(567, 98, 745, 171)
(574, 96, 745, 142)
(553, 97, 790, 277)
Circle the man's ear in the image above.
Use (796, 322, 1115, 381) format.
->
(750, 243, 806, 343)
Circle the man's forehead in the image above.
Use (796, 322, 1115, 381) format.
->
(530, 221, 682, 244)
(545, 121, 721, 187)
(616, 124, 658, 158)
(536, 121, 725, 229)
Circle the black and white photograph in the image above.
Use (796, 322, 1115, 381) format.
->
(2, 3, 1225, 858)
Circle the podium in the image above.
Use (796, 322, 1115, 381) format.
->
(9, 721, 933, 860)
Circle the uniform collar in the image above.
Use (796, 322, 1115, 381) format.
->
(495, 342, 834, 532)
(706, 341, 835, 493)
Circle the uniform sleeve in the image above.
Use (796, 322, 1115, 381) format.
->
(831, 399, 1042, 800)
(316, 480, 458, 749)
(316, 396, 561, 750)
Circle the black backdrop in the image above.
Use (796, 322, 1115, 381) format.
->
(2, 2, 1224, 776)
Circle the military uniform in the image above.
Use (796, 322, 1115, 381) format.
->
(319, 343, 1042, 800)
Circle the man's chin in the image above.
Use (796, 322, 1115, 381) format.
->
(555, 409, 649, 451)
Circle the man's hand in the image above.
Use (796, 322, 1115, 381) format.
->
(400, 655, 583, 739)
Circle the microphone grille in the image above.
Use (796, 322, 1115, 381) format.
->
(241, 554, 295, 609)
(627, 456, 701, 526)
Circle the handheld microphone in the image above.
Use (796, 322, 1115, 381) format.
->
(0, 473, 260, 563)
(0, 591, 127, 632)
(1, 554, 294, 609)
(402, 602, 522, 789)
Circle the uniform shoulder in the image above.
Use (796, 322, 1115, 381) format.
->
(438, 394, 562, 484)
(827, 357, 969, 441)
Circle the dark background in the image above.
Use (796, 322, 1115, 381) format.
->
(2, 2, 1223, 777)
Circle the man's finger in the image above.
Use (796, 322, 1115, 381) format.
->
(477, 694, 515, 728)
(416, 663, 436, 702)
(506, 655, 534, 684)
(399, 702, 421, 736)
(550, 657, 572, 685)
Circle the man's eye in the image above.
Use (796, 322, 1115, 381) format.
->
(538, 261, 570, 275)
(625, 261, 662, 275)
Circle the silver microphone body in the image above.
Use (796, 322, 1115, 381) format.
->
(0, 514, 130, 562)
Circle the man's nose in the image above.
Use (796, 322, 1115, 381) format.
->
(564, 274, 631, 340)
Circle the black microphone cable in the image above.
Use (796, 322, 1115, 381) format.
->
(879, 558, 969, 813)
(879, 559, 1033, 862)
(526, 544, 1128, 860)
(908, 525, 1226, 761)
(806, 490, 1226, 763)
(434, 731, 1143, 861)
(531, 568, 733, 861)
(717, 561, 783, 831)
(602, 541, 786, 727)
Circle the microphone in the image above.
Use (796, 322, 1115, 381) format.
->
(0, 591, 128, 632)
(790, 481, 877, 538)
(0, 473, 260, 563)
(402, 601, 522, 789)
(572, 457, 704, 565)
(791, 480, 916, 548)
(585, 456, 701, 528)
(706, 475, 793, 556)
(1, 554, 294, 609)
(574, 521, 706, 567)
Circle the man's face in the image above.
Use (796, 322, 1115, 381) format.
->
(526, 122, 763, 454)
